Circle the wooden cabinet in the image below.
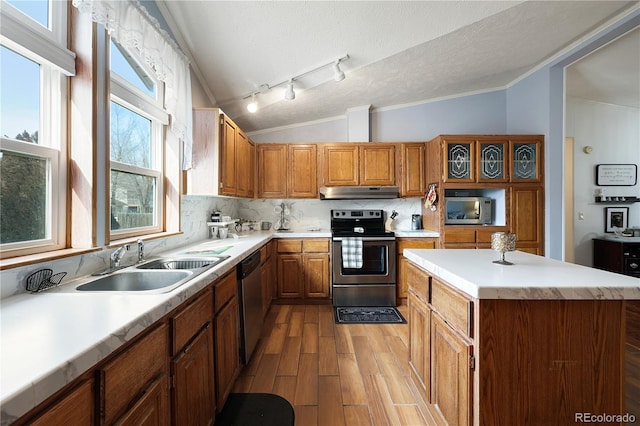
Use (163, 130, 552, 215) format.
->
(442, 227, 508, 249)
(276, 238, 331, 301)
(321, 144, 396, 187)
(510, 137, 543, 182)
(260, 240, 276, 315)
(213, 270, 241, 412)
(257, 144, 317, 198)
(99, 323, 170, 425)
(399, 143, 426, 197)
(170, 289, 216, 425)
(407, 263, 431, 404)
(188, 108, 254, 198)
(397, 237, 436, 300)
(23, 380, 94, 426)
(510, 186, 544, 254)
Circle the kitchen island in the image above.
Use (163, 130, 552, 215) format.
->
(403, 249, 640, 426)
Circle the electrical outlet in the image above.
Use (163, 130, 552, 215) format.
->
(578, 212, 584, 220)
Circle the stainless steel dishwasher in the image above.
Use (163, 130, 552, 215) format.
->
(237, 250, 263, 364)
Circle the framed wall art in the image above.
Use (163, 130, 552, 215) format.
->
(605, 207, 628, 233)
(596, 164, 637, 186)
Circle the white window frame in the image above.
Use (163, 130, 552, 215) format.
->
(0, 0, 70, 258)
(109, 40, 168, 240)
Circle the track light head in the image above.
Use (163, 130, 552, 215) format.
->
(333, 61, 345, 82)
(247, 93, 258, 113)
(284, 79, 295, 100)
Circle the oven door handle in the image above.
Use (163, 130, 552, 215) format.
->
(332, 236, 396, 242)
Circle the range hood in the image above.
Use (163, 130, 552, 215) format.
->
(319, 186, 399, 200)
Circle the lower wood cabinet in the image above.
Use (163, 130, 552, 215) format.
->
(408, 290, 430, 403)
(99, 323, 170, 425)
(214, 271, 241, 412)
(22, 379, 94, 426)
(260, 240, 276, 316)
(276, 238, 331, 301)
(397, 238, 436, 300)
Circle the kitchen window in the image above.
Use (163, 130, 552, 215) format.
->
(109, 39, 168, 239)
(0, 0, 72, 258)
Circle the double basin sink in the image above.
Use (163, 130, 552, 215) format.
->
(75, 256, 230, 293)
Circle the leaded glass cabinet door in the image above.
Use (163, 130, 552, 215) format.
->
(477, 141, 508, 182)
(510, 139, 542, 182)
(444, 140, 474, 182)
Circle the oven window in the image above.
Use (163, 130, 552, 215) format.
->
(341, 244, 388, 275)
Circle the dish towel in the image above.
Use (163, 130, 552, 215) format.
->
(342, 237, 363, 269)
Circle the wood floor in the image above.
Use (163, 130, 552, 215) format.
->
(232, 304, 436, 426)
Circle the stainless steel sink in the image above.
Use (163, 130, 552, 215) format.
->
(136, 256, 229, 270)
(76, 270, 192, 292)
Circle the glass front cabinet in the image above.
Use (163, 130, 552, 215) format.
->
(443, 137, 542, 183)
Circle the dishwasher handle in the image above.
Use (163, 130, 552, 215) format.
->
(238, 250, 261, 279)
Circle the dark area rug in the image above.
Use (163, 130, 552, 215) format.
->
(334, 306, 406, 324)
(216, 393, 295, 426)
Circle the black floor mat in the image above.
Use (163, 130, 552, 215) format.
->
(216, 393, 295, 426)
(334, 306, 406, 324)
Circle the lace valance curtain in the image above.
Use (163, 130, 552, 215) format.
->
(72, 0, 193, 169)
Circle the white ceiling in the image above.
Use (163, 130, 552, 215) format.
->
(159, 1, 639, 133)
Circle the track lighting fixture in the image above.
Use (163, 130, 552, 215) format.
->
(246, 93, 258, 113)
(284, 79, 295, 100)
(239, 54, 349, 112)
(333, 61, 345, 82)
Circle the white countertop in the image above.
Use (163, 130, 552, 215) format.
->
(404, 249, 640, 300)
(393, 230, 440, 238)
(1, 231, 305, 423)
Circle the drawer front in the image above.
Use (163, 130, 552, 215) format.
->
(101, 323, 169, 425)
(431, 277, 473, 337)
(406, 262, 430, 303)
(303, 238, 329, 253)
(215, 271, 237, 313)
(398, 238, 436, 254)
(444, 229, 476, 243)
(172, 290, 213, 354)
(477, 228, 508, 244)
(277, 239, 303, 253)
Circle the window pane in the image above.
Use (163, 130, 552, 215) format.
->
(1, 46, 40, 142)
(5, 0, 49, 28)
(110, 170, 156, 231)
(0, 150, 47, 243)
(110, 40, 156, 97)
(110, 102, 152, 168)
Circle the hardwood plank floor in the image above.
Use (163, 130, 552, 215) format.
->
(234, 304, 436, 425)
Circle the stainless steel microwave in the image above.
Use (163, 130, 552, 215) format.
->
(445, 197, 493, 225)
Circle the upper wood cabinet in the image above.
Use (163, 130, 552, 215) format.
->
(509, 137, 543, 183)
(188, 108, 254, 198)
(399, 143, 426, 197)
(321, 143, 396, 187)
(257, 144, 317, 198)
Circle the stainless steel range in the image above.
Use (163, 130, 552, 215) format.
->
(331, 209, 397, 307)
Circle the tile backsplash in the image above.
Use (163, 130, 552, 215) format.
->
(1, 195, 422, 299)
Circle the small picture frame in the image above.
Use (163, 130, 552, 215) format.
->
(605, 207, 628, 233)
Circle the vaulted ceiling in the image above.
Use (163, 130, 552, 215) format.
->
(158, 1, 639, 133)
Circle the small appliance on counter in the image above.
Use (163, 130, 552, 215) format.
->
(411, 214, 422, 230)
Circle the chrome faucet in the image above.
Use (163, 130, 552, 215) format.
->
(110, 244, 130, 269)
(137, 239, 145, 263)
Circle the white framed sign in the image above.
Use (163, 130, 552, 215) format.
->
(596, 164, 637, 186)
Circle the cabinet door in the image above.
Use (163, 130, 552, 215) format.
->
(397, 238, 436, 299)
(322, 145, 358, 186)
(257, 144, 287, 198)
(172, 325, 216, 426)
(113, 375, 169, 426)
(431, 314, 473, 426)
(510, 186, 544, 255)
(400, 143, 425, 196)
(235, 132, 254, 198)
(219, 115, 237, 195)
(261, 255, 274, 316)
(477, 140, 508, 182)
(214, 297, 240, 411)
(28, 380, 94, 426)
(443, 139, 474, 182)
(408, 291, 430, 403)
(288, 144, 318, 198)
(360, 144, 396, 186)
(510, 138, 543, 182)
(304, 253, 330, 298)
(277, 254, 303, 298)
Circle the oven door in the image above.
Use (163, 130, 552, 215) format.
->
(332, 237, 396, 284)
